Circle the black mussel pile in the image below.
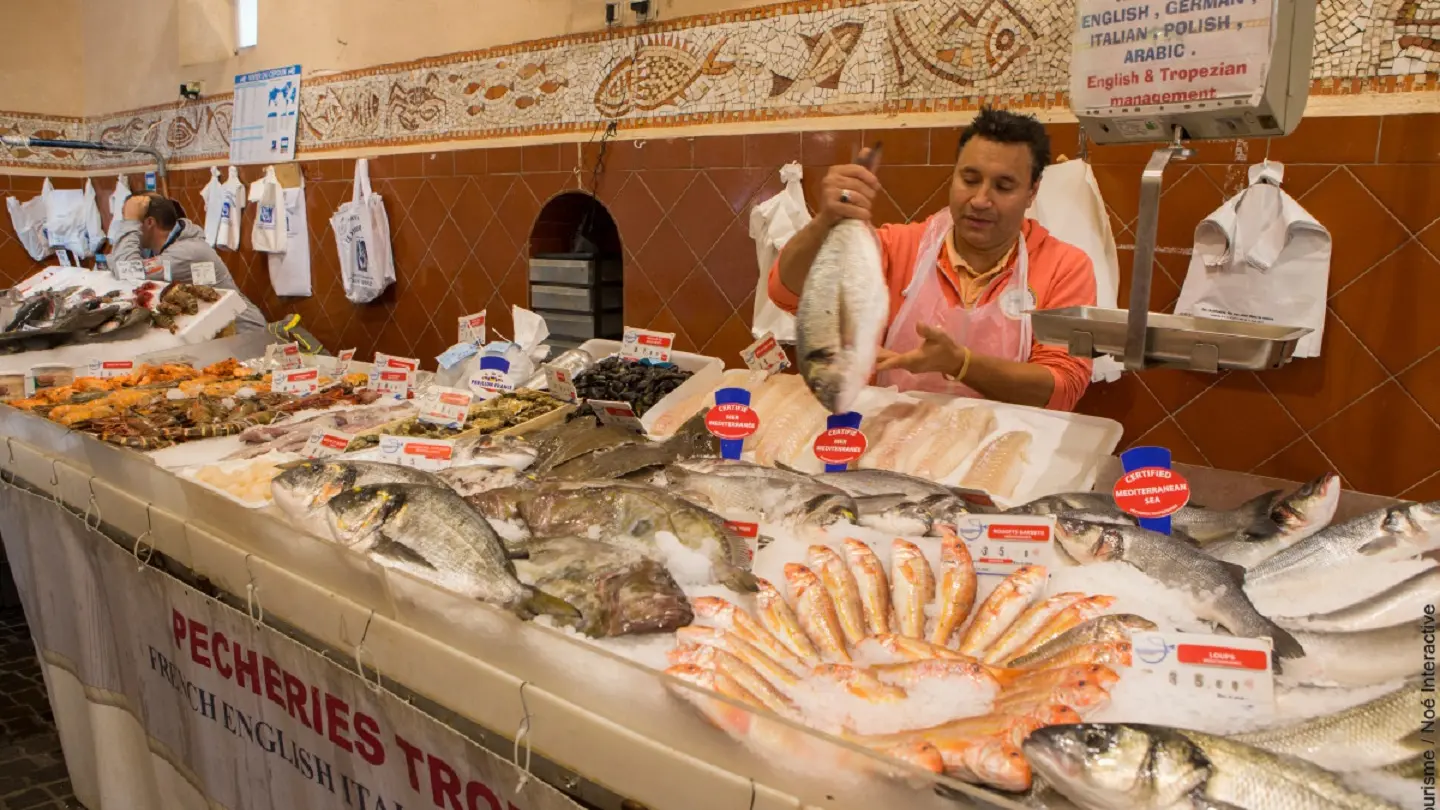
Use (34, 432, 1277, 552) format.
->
(570, 356, 693, 417)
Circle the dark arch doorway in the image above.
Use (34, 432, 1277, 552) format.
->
(527, 192, 623, 352)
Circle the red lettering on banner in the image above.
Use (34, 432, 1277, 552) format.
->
(430, 754, 464, 809)
(310, 685, 322, 736)
(189, 618, 211, 667)
(325, 694, 353, 752)
(234, 645, 260, 695)
(173, 609, 187, 648)
(354, 713, 384, 765)
(263, 656, 286, 710)
(396, 734, 425, 789)
(213, 633, 232, 678)
(467, 780, 502, 810)
(283, 672, 312, 730)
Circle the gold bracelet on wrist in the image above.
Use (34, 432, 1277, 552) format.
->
(943, 346, 972, 383)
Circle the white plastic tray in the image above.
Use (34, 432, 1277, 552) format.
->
(575, 339, 725, 439)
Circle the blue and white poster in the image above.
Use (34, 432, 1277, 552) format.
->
(231, 64, 301, 165)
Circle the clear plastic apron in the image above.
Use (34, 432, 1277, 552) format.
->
(876, 209, 1032, 397)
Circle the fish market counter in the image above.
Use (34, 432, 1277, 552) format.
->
(0, 405, 1022, 810)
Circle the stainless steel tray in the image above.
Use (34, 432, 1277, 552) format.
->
(1031, 306, 1313, 372)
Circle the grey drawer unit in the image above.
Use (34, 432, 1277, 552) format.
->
(532, 283, 622, 313)
(543, 310, 624, 340)
(529, 255, 622, 285)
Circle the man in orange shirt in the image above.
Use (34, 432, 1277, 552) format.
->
(768, 108, 1096, 411)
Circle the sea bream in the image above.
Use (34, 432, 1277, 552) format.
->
(324, 483, 578, 619)
(795, 144, 889, 414)
(1245, 501, 1440, 586)
(271, 460, 446, 537)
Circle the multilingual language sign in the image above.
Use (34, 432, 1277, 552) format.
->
(231, 65, 302, 165)
(1069, 0, 1276, 113)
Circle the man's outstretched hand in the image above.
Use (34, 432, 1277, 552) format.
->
(874, 322, 965, 376)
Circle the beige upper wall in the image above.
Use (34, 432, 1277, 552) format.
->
(0, 0, 86, 116)
(62, 0, 778, 115)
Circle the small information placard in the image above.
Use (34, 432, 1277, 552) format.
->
(621, 327, 675, 363)
(590, 399, 645, 432)
(740, 332, 790, 373)
(813, 427, 867, 465)
(271, 367, 320, 395)
(143, 257, 172, 281)
(458, 311, 487, 346)
(114, 260, 145, 282)
(265, 342, 303, 370)
(332, 348, 356, 378)
(190, 261, 218, 286)
(370, 353, 419, 397)
(373, 369, 413, 398)
(378, 436, 455, 471)
(417, 386, 473, 429)
(87, 359, 135, 379)
(1113, 466, 1191, 519)
(301, 428, 354, 458)
(468, 355, 514, 395)
(950, 514, 1057, 578)
(706, 402, 760, 440)
(1118, 629, 1275, 726)
(546, 368, 578, 404)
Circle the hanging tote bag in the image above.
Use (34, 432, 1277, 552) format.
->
(267, 179, 313, 297)
(330, 158, 395, 303)
(248, 166, 288, 253)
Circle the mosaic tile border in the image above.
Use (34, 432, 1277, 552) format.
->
(0, 0, 1436, 172)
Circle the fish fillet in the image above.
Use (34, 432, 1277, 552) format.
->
(862, 402, 940, 471)
(960, 431, 1032, 501)
(796, 218, 889, 414)
(910, 406, 999, 480)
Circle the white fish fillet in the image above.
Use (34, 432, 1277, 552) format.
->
(909, 405, 999, 480)
(959, 431, 1032, 500)
(796, 219, 889, 414)
(861, 402, 939, 471)
(746, 376, 808, 455)
(755, 394, 827, 466)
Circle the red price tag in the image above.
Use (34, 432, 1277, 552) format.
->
(813, 427, 867, 465)
(1113, 467, 1191, 519)
(705, 403, 759, 440)
(1177, 644, 1269, 671)
(987, 524, 1050, 542)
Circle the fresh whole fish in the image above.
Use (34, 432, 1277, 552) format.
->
(465, 480, 758, 593)
(526, 415, 645, 474)
(784, 563, 851, 662)
(1246, 501, 1440, 586)
(1024, 723, 1404, 810)
(809, 545, 867, 647)
(1198, 475, 1341, 566)
(957, 564, 1047, 657)
(1013, 485, 1295, 545)
(1025, 641, 1134, 671)
(451, 433, 539, 470)
(855, 492, 980, 536)
(959, 431, 1032, 501)
(755, 576, 821, 664)
(324, 483, 577, 619)
(981, 592, 1087, 666)
(690, 596, 809, 675)
(1282, 621, 1427, 687)
(795, 147, 888, 414)
(891, 539, 936, 639)
(931, 531, 978, 647)
(1054, 518, 1305, 664)
(650, 458, 857, 528)
(1274, 566, 1440, 632)
(548, 412, 717, 480)
(1233, 680, 1427, 771)
(808, 467, 959, 500)
(1008, 614, 1157, 669)
(271, 460, 446, 537)
(665, 663, 763, 735)
(513, 536, 692, 637)
(1006, 595, 1118, 664)
(843, 539, 893, 636)
(674, 626, 802, 690)
(667, 644, 796, 717)
(436, 465, 527, 498)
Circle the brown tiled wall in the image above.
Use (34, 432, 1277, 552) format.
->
(2, 113, 1438, 498)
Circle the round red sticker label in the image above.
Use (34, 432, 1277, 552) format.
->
(813, 427, 868, 465)
(705, 403, 760, 440)
(1112, 466, 1191, 519)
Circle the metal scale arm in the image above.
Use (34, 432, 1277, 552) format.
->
(1124, 129, 1192, 371)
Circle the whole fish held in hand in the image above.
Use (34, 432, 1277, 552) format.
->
(1054, 518, 1305, 665)
(1246, 501, 1440, 586)
(755, 576, 822, 664)
(957, 564, 1047, 658)
(808, 544, 867, 647)
(843, 538, 892, 636)
(785, 563, 852, 662)
(1024, 723, 1404, 810)
(325, 484, 578, 619)
(796, 144, 889, 414)
(1274, 567, 1440, 632)
(931, 531, 978, 647)
(891, 539, 936, 639)
(1008, 614, 1156, 669)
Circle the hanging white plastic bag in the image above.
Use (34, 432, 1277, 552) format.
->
(331, 158, 395, 303)
(106, 174, 131, 245)
(201, 167, 224, 246)
(267, 180, 312, 297)
(217, 167, 245, 250)
(1027, 159, 1124, 382)
(43, 179, 102, 258)
(247, 166, 287, 253)
(748, 162, 809, 342)
(6, 181, 52, 262)
(1175, 161, 1330, 358)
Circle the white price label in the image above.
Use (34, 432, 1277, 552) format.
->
(114, 260, 145, 282)
(378, 436, 455, 471)
(373, 369, 413, 398)
(265, 342, 303, 370)
(417, 386, 473, 428)
(458, 311, 487, 346)
(144, 257, 172, 281)
(1120, 630, 1275, 726)
(271, 367, 320, 395)
(370, 354, 419, 397)
(741, 332, 791, 373)
(333, 348, 356, 378)
(621, 327, 675, 363)
(301, 428, 354, 459)
(546, 368, 578, 403)
(87, 359, 135, 379)
(191, 261, 217, 286)
(54, 249, 73, 267)
(590, 399, 645, 432)
(951, 515, 1056, 579)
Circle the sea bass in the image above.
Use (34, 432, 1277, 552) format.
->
(795, 146, 888, 414)
(513, 536, 692, 637)
(649, 458, 857, 528)
(1281, 621, 1427, 687)
(324, 484, 577, 619)
(1246, 501, 1440, 586)
(1274, 567, 1440, 632)
(1024, 723, 1403, 810)
(1010, 487, 1287, 544)
(1234, 680, 1426, 771)
(1203, 473, 1344, 568)
(1054, 518, 1305, 664)
(272, 460, 446, 537)
(466, 480, 757, 593)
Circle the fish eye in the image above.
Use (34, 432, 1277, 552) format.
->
(1083, 728, 1111, 750)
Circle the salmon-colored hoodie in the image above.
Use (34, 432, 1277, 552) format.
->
(767, 217, 1096, 411)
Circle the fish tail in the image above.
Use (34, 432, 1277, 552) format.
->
(1267, 621, 1306, 661)
(720, 565, 761, 594)
(520, 587, 582, 620)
